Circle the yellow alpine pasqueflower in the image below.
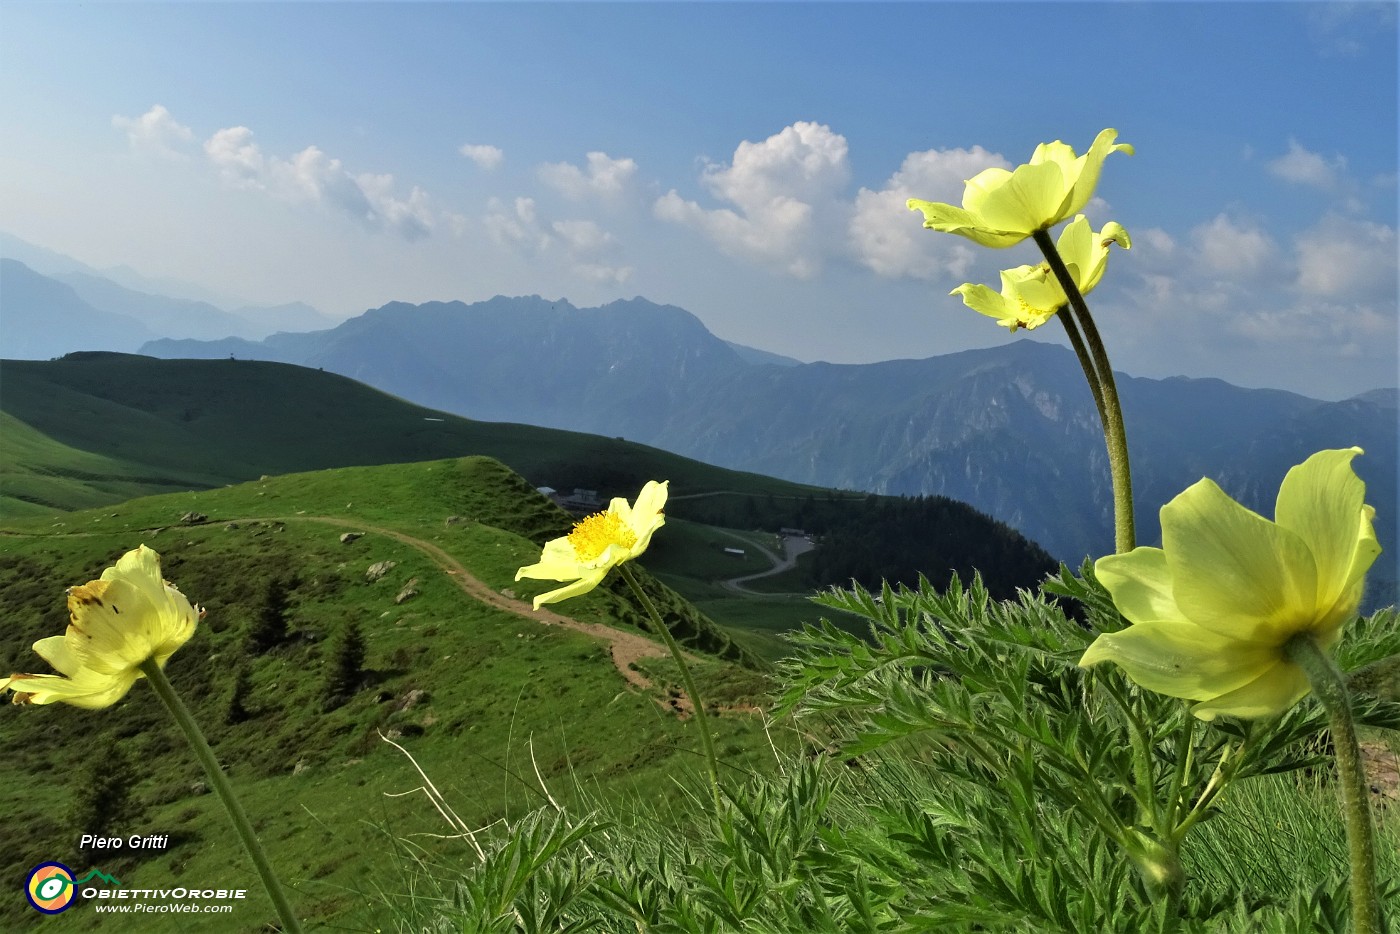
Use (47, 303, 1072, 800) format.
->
(517, 480, 668, 610)
(908, 129, 1133, 248)
(3, 545, 199, 709)
(1080, 448, 1380, 720)
(951, 215, 1130, 331)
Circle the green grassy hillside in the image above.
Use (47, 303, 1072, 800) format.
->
(0, 457, 778, 932)
(1, 352, 1061, 619)
(0, 411, 216, 516)
(0, 352, 827, 515)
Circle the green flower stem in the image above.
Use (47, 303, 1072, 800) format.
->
(138, 658, 303, 934)
(1099, 676, 1157, 829)
(1032, 228, 1136, 554)
(617, 563, 722, 807)
(1284, 633, 1381, 934)
(1053, 294, 1109, 429)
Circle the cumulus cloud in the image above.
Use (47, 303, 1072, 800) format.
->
(1189, 214, 1277, 277)
(539, 151, 637, 200)
(655, 121, 850, 278)
(205, 126, 267, 188)
(1136, 227, 1177, 260)
(848, 145, 1008, 280)
(201, 122, 433, 239)
(484, 196, 550, 250)
(1293, 214, 1397, 298)
(483, 200, 631, 283)
(460, 143, 504, 170)
(1268, 139, 1347, 189)
(112, 105, 194, 158)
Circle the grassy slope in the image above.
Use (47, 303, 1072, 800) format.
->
(0, 354, 835, 518)
(0, 411, 217, 516)
(0, 352, 952, 655)
(0, 457, 786, 932)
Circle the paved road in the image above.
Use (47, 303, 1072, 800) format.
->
(714, 531, 815, 595)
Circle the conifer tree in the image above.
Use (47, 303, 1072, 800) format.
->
(322, 620, 366, 710)
(247, 577, 290, 654)
(225, 665, 253, 724)
(74, 740, 139, 842)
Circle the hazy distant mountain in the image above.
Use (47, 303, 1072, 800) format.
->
(0, 231, 237, 305)
(722, 340, 801, 367)
(0, 259, 154, 357)
(141, 294, 1398, 604)
(50, 270, 262, 341)
(0, 233, 331, 341)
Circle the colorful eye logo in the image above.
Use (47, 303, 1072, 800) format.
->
(26, 862, 76, 914)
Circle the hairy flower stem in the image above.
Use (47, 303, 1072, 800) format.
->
(1054, 295, 1109, 428)
(618, 564, 722, 808)
(138, 658, 303, 934)
(1284, 634, 1381, 934)
(1033, 229, 1136, 554)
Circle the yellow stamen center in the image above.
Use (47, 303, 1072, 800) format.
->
(567, 511, 636, 562)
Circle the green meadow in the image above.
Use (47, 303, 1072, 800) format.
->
(0, 457, 788, 931)
(2, 355, 1395, 933)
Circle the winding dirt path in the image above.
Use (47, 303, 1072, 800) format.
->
(285, 516, 697, 716)
(2, 515, 698, 716)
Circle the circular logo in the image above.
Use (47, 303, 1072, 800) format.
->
(26, 862, 76, 914)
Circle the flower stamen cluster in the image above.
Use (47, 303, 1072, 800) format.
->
(568, 511, 639, 563)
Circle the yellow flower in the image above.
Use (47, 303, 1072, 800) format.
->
(1080, 448, 1380, 720)
(516, 481, 668, 609)
(907, 129, 1133, 248)
(3, 546, 199, 709)
(952, 215, 1130, 331)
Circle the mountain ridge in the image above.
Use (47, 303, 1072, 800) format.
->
(139, 296, 1396, 594)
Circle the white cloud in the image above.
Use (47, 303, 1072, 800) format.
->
(204, 126, 266, 188)
(112, 105, 193, 158)
(1136, 227, 1177, 260)
(483, 200, 631, 283)
(539, 151, 637, 199)
(1189, 214, 1277, 277)
(1268, 139, 1347, 189)
(459, 143, 504, 171)
(848, 145, 1007, 280)
(354, 172, 434, 240)
(551, 219, 615, 254)
(484, 196, 549, 249)
(1294, 214, 1397, 298)
(655, 121, 850, 278)
(1305, 2, 1397, 57)
(202, 122, 433, 240)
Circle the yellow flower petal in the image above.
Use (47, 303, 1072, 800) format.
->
(963, 160, 1066, 234)
(1059, 129, 1134, 221)
(1274, 447, 1381, 624)
(907, 199, 1029, 248)
(515, 480, 669, 608)
(527, 570, 611, 611)
(3, 546, 197, 710)
(908, 129, 1132, 248)
(949, 217, 1129, 333)
(1084, 449, 1376, 721)
(1188, 662, 1310, 722)
(1093, 548, 1180, 624)
(1080, 619, 1275, 701)
(1162, 478, 1318, 644)
(7, 668, 138, 709)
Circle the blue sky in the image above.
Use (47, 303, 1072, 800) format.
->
(2, 1, 1395, 399)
